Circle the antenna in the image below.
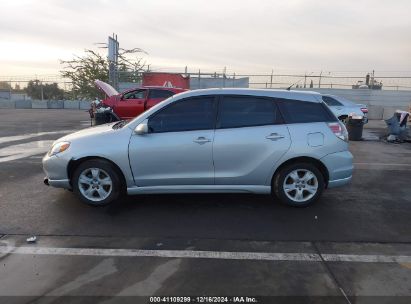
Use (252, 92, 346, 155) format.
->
(286, 72, 313, 90)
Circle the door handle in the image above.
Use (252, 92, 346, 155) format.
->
(193, 137, 211, 144)
(266, 133, 285, 141)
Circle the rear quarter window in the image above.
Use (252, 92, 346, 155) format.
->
(149, 90, 175, 99)
(278, 99, 337, 124)
(322, 96, 343, 106)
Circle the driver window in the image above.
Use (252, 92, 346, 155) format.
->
(123, 90, 146, 100)
(148, 97, 216, 133)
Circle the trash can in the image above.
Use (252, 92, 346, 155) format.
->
(346, 116, 364, 141)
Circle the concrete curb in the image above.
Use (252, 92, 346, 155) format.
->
(15, 100, 32, 109)
(31, 100, 48, 109)
(368, 105, 384, 120)
(47, 100, 64, 109)
(0, 100, 15, 109)
(64, 100, 80, 109)
(79, 101, 91, 110)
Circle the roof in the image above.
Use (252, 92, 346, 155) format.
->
(173, 88, 323, 103)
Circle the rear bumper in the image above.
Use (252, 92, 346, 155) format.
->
(321, 150, 353, 188)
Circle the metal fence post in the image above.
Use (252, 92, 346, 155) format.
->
(318, 71, 322, 88)
(270, 70, 273, 88)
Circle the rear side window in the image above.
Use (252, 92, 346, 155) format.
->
(218, 96, 280, 129)
(149, 89, 175, 99)
(278, 99, 337, 124)
(148, 97, 216, 133)
(322, 96, 343, 106)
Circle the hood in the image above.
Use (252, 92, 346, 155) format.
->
(55, 123, 118, 144)
(94, 80, 119, 97)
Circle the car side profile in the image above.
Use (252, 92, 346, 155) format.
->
(43, 89, 353, 207)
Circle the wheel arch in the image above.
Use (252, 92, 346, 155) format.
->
(271, 156, 330, 188)
(67, 156, 127, 193)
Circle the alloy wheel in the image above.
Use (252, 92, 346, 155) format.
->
(283, 169, 318, 203)
(78, 168, 113, 202)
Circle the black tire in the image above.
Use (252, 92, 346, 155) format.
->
(72, 159, 122, 206)
(273, 162, 325, 207)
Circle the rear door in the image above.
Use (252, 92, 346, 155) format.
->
(213, 95, 291, 185)
(115, 89, 147, 119)
(146, 89, 176, 109)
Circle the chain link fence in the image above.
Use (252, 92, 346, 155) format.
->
(1, 71, 411, 100)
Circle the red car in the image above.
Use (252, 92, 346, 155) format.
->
(94, 80, 187, 120)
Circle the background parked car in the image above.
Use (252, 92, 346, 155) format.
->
(93, 80, 186, 121)
(321, 94, 368, 123)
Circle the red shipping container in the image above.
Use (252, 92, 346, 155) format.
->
(142, 72, 190, 89)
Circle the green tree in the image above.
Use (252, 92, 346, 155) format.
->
(25, 80, 65, 100)
(60, 48, 147, 99)
(0, 81, 11, 90)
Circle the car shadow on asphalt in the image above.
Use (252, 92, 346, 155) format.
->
(104, 194, 278, 216)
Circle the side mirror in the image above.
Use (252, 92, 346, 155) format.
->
(135, 122, 148, 135)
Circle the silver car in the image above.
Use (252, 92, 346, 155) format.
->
(43, 89, 353, 207)
(322, 94, 368, 123)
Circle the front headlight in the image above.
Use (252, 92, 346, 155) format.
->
(48, 141, 70, 156)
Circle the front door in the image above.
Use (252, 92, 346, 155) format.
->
(115, 89, 147, 119)
(129, 96, 217, 186)
(213, 95, 291, 185)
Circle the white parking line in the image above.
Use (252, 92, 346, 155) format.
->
(354, 162, 411, 167)
(1, 246, 410, 263)
(0, 140, 54, 163)
(0, 130, 72, 145)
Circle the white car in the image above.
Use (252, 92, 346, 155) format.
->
(321, 94, 368, 123)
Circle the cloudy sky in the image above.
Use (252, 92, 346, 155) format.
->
(1, 0, 410, 76)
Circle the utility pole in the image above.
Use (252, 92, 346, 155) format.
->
(40, 81, 44, 101)
(108, 33, 119, 90)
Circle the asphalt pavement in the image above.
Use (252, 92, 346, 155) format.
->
(0, 109, 410, 303)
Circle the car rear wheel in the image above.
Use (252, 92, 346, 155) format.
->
(72, 159, 121, 206)
(273, 163, 325, 207)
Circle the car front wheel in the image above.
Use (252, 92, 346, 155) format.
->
(273, 163, 325, 207)
(72, 159, 121, 206)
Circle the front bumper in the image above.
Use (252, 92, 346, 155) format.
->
(42, 153, 72, 190)
(321, 150, 353, 188)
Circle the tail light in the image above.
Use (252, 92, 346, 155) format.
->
(360, 107, 368, 113)
(328, 122, 348, 142)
